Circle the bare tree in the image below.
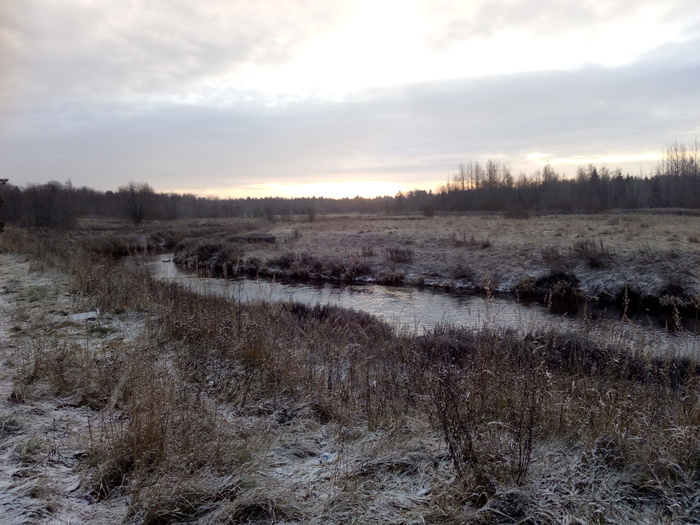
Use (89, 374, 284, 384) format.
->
(119, 181, 154, 225)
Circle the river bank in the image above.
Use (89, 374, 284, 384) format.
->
(171, 211, 700, 325)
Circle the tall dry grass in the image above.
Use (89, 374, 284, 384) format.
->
(2, 225, 699, 523)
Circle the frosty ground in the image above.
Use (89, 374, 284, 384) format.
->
(1, 212, 699, 524)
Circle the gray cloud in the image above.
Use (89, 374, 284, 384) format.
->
(2, 38, 698, 193)
(1, 1, 699, 195)
(3, 0, 352, 105)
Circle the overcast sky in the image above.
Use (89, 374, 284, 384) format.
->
(1, 0, 699, 198)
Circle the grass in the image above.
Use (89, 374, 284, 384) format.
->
(570, 238, 615, 268)
(1, 222, 699, 523)
(384, 246, 414, 263)
(98, 212, 700, 326)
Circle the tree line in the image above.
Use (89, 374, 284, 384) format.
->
(1, 142, 698, 228)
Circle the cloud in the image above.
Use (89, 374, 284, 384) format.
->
(4, 0, 352, 105)
(2, 36, 698, 194)
(1, 1, 699, 196)
(422, 0, 696, 48)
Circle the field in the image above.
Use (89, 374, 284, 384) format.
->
(1, 212, 699, 524)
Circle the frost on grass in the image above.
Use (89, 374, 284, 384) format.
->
(1, 218, 699, 525)
(0, 254, 135, 523)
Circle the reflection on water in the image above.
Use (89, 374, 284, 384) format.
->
(144, 255, 699, 357)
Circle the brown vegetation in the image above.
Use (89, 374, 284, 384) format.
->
(1, 223, 699, 523)
(164, 211, 700, 329)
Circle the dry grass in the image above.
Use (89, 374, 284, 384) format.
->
(148, 211, 700, 324)
(1, 224, 699, 523)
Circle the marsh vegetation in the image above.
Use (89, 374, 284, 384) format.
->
(0, 212, 699, 523)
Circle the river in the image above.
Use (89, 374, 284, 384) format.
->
(144, 255, 699, 357)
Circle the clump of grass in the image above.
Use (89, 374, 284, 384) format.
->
(12, 435, 51, 465)
(376, 268, 405, 285)
(77, 233, 152, 257)
(70, 252, 155, 312)
(570, 238, 614, 268)
(546, 278, 585, 313)
(384, 246, 414, 264)
(452, 257, 475, 280)
(267, 252, 372, 281)
(515, 276, 537, 299)
(174, 239, 246, 276)
(540, 245, 562, 261)
(451, 232, 489, 248)
(87, 347, 263, 503)
(0, 415, 23, 439)
(267, 251, 296, 270)
(361, 245, 376, 257)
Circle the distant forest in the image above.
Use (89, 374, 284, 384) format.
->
(1, 142, 699, 229)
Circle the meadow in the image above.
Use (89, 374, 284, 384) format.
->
(0, 211, 699, 524)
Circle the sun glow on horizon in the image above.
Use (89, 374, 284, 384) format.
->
(164, 180, 431, 200)
(242, 180, 410, 199)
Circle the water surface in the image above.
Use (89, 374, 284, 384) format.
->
(144, 255, 699, 357)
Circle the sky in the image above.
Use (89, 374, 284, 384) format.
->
(1, 0, 699, 199)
